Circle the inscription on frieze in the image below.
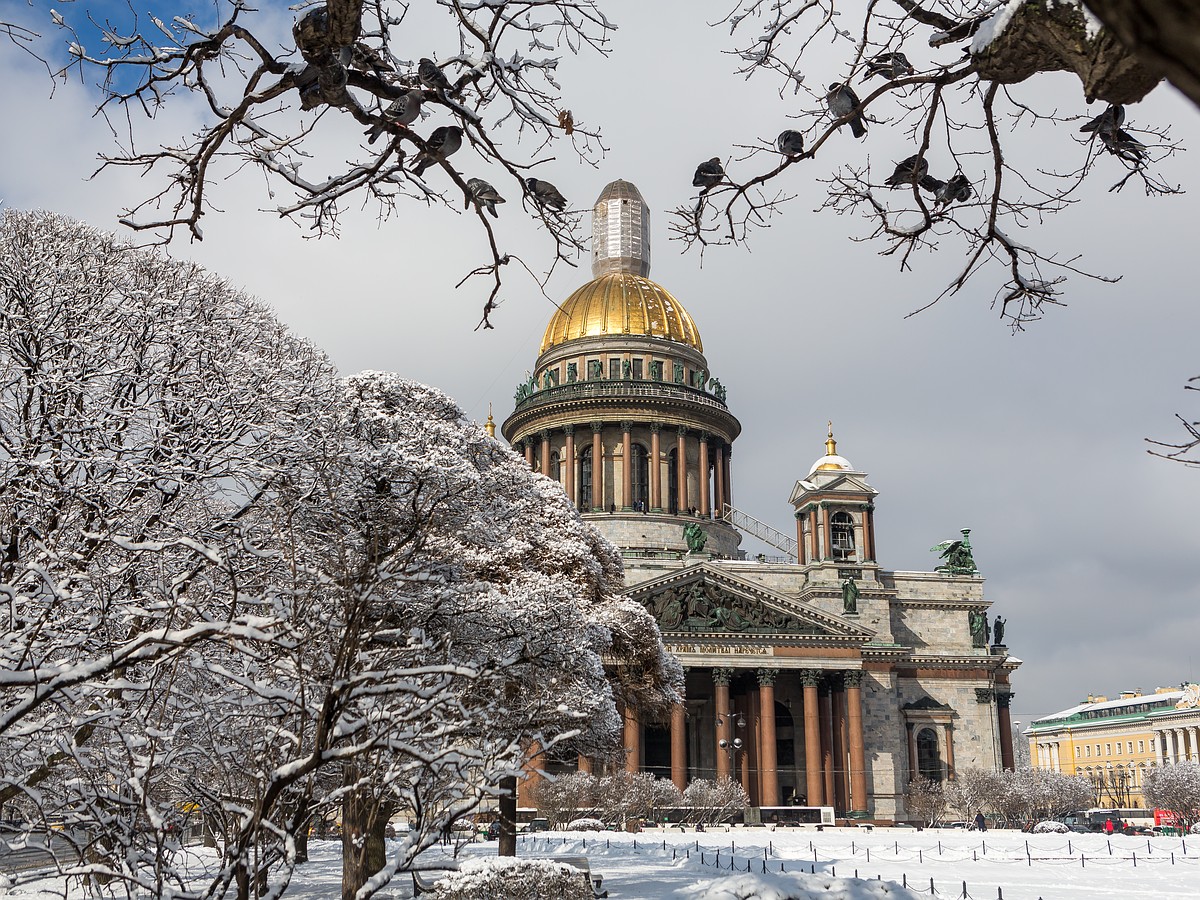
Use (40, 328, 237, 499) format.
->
(666, 643, 768, 655)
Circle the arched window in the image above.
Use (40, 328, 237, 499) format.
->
(578, 446, 593, 511)
(630, 444, 649, 510)
(831, 511, 855, 560)
(917, 728, 943, 781)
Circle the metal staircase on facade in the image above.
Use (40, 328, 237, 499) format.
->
(719, 504, 798, 562)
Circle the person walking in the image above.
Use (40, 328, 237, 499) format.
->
(1104, 817, 1114, 835)
(974, 812, 987, 832)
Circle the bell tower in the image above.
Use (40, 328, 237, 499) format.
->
(789, 424, 879, 572)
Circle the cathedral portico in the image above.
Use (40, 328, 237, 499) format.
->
(501, 178, 1019, 823)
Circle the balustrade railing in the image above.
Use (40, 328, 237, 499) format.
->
(513, 378, 729, 413)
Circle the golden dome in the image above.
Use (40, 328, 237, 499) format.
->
(540, 272, 703, 354)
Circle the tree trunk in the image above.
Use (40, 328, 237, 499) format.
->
(1083, 0, 1200, 109)
(295, 826, 310, 865)
(498, 775, 518, 857)
(341, 785, 388, 899)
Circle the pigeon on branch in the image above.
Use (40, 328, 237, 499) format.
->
(1079, 104, 1124, 136)
(525, 178, 567, 211)
(1100, 128, 1146, 163)
(885, 154, 929, 187)
(776, 130, 806, 158)
(919, 173, 972, 205)
(863, 51, 913, 81)
(692, 158, 725, 193)
(411, 125, 463, 177)
(365, 89, 424, 144)
(467, 178, 505, 217)
(826, 83, 867, 138)
(419, 57, 462, 99)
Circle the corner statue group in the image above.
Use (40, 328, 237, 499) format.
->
(930, 528, 978, 576)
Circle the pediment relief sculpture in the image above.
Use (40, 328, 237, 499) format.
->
(642, 581, 819, 635)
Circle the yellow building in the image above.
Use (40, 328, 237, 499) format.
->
(1026, 685, 1200, 809)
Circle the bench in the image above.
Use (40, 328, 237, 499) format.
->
(552, 856, 608, 899)
(411, 870, 451, 895)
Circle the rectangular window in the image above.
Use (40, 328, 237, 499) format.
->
(632, 358, 643, 380)
(1105, 743, 1111, 756)
(1127, 741, 1133, 754)
(1075, 747, 1081, 758)
(1150, 738, 1156, 751)
(1086, 746, 1091, 757)
(609, 358, 621, 380)
(1138, 740, 1145, 753)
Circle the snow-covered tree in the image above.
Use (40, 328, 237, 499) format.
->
(904, 778, 947, 826)
(1143, 764, 1200, 831)
(0, 211, 680, 898)
(944, 768, 1004, 821)
(0, 207, 343, 895)
(681, 777, 750, 826)
(532, 772, 601, 828)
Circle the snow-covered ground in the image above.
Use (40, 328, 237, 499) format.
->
(5, 827, 1199, 898)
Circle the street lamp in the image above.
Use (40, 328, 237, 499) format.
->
(717, 713, 746, 758)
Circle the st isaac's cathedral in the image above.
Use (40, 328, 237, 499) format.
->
(499, 179, 1019, 823)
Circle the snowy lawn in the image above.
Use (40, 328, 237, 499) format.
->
(5, 828, 1200, 898)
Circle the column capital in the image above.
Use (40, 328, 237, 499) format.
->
(757, 667, 779, 686)
(996, 690, 1014, 709)
(621, 420, 634, 433)
(677, 425, 689, 437)
(699, 430, 711, 441)
(798, 668, 822, 687)
(649, 421, 662, 433)
(591, 421, 604, 433)
(975, 687, 994, 704)
(842, 670, 864, 689)
(539, 429, 550, 440)
(713, 667, 735, 686)
(563, 423, 575, 435)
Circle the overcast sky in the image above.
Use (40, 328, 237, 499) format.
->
(2, 1, 1198, 728)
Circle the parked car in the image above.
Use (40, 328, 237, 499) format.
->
(521, 817, 550, 833)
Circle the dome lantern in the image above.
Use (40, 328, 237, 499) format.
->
(592, 179, 650, 278)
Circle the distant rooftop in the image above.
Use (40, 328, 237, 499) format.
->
(1029, 687, 1192, 730)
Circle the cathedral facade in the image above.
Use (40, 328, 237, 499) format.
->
(501, 180, 1019, 822)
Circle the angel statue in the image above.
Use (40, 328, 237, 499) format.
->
(930, 528, 978, 576)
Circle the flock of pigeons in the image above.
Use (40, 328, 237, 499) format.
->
(362, 57, 567, 218)
(356, 45, 1144, 221)
(692, 49, 1146, 207)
